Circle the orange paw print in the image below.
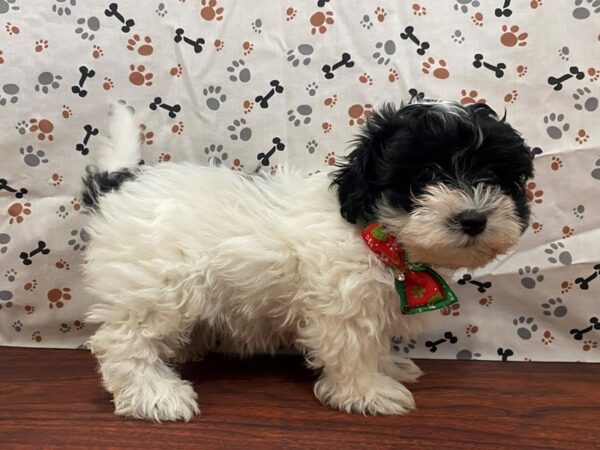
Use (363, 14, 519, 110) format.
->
(360, 73, 374, 85)
(172, 121, 184, 135)
(324, 94, 338, 107)
(504, 90, 518, 103)
(310, 11, 334, 35)
(103, 77, 114, 91)
(517, 65, 528, 77)
(531, 222, 543, 234)
(422, 58, 450, 79)
(286, 7, 297, 21)
(471, 12, 484, 26)
(530, 0, 543, 9)
(34, 39, 48, 53)
(375, 6, 387, 22)
(562, 225, 574, 238)
(139, 124, 154, 145)
(243, 41, 254, 55)
(8, 202, 32, 224)
(5, 22, 20, 35)
(158, 153, 171, 163)
(348, 104, 373, 126)
(231, 158, 244, 171)
(322, 122, 333, 133)
(588, 67, 600, 82)
(525, 181, 543, 204)
(200, 0, 224, 21)
(388, 69, 399, 83)
(92, 44, 103, 59)
(29, 118, 54, 141)
(459, 89, 486, 105)
(0, 50, 4, 64)
(550, 156, 563, 171)
(61, 105, 72, 119)
(129, 65, 153, 86)
(324, 152, 336, 166)
(170, 64, 183, 77)
(127, 34, 153, 56)
(47, 288, 72, 309)
(500, 25, 528, 47)
(243, 100, 253, 114)
(214, 39, 224, 51)
(412, 3, 426, 16)
(575, 129, 589, 144)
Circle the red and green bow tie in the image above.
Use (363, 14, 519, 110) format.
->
(361, 221, 459, 315)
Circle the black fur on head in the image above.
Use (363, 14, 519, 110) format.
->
(331, 101, 534, 229)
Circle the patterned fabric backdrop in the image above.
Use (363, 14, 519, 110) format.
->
(1, 0, 599, 361)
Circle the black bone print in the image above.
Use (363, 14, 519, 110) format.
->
(547, 66, 585, 91)
(255, 80, 284, 109)
(104, 3, 135, 33)
(257, 137, 285, 166)
(425, 331, 458, 353)
(317, 0, 330, 6)
(497, 347, 514, 361)
(530, 147, 543, 158)
(400, 26, 430, 55)
(458, 273, 492, 293)
(0, 179, 27, 198)
(19, 241, 50, 266)
(575, 264, 600, 290)
(494, 0, 513, 17)
(76, 124, 99, 156)
(569, 317, 600, 340)
(71, 66, 96, 98)
(322, 53, 354, 79)
(473, 54, 506, 78)
(174, 28, 205, 54)
(149, 97, 181, 118)
(408, 88, 426, 102)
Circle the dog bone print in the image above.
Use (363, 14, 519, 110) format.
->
(473, 54, 506, 78)
(425, 331, 458, 353)
(494, 0, 513, 17)
(71, 66, 95, 98)
(548, 66, 585, 91)
(104, 3, 135, 33)
(149, 97, 182, 118)
(322, 53, 354, 79)
(257, 137, 285, 167)
(575, 264, 600, 290)
(75, 124, 99, 156)
(458, 273, 492, 293)
(0, 179, 28, 199)
(255, 80, 284, 109)
(400, 26, 430, 56)
(19, 240, 50, 266)
(174, 28, 205, 54)
(569, 317, 600, 340)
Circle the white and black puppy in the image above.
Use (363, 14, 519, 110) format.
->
(82, 101, 533, 422)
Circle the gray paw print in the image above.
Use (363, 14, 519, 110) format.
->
(454, 0, 480, 13)
(20, 146, 49, 167)
(451, 30, 465, 44)
(592, 160, 600, 180)
(75, 16, 100, 41)
(286, 44, 313, 67)
(35, 72, 63, 94)
(287, 105, 312, 126)
(251, 18, 262, 34)
(0, 83, 19, 105)
(12, 320, 22, 332)
(0, 233, 10, 254)
(227, 59, 251, 82)
(56, 205, 69, 219)
(0, 289, 13, 309)
(204, 144, 228, 167)
(558, 46, 570, 60)
(372, 40, 396, 65)
(306, 140, 318, 154)
(67, 228, 90, 251)
(456, 349, 482, 360)
(203, 85, 226, 111)
(513, 316, 538, 340)
(15, 120, 28, 135)
(573, 204, 585, 218)
(360, 14, 373, 30)
(573, 87, 598, 112)
(60, 323, 72, 333)
(52, 0, 75, 16)
(573, 0, 600, 19)
(545, 241, 572, 265)
(156, 2, 167, 17)
(541, 297, 568, 318)
(4, 268, 17, 282)
(543, 113, 569, 139)
(306, 82, 318, 96)
(228, 118, 252, 141)
(0, 0, 19, 14)
(518, 266, 544, 289)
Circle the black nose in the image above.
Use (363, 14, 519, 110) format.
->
(456, 209, 487, 236)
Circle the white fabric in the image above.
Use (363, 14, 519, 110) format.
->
(0, 0, 599, 361)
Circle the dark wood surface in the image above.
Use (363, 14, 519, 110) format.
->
(0, 347, 598, 449)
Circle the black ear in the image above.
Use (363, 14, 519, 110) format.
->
(330, 103, 403, 223)
(468, 103, 500, 120)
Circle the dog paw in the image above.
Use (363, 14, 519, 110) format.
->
(113, 378, 200, 422)
(380, 355, 424, 383)
(314, 373, 415, 415)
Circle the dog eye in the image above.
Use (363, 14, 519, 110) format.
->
(416, 167, 437, 183)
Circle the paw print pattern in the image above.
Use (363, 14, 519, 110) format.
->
(67, 228, 90, 251)
(20, 146, 48, 167)
(227, 59, 251, 82)
(573, 0, 600, 19)
(228, 118, 252, 141)
(129, 65, 153, 86)
(4, 269, 17, 282)
(348, 104, 372, 126)
(286, 45, 313, 67)
(454, 0, 481, 14)
(8, 202, 32, 224)
(525, 181, 543, 204)
(543, 113, 570, 140)
(74, 16, 100, 41)
(545, 242, 572, 265)
(421, 58, 450, 79)
(372, 40, 396, 65)
(203, 85, 227, 111)
(0, 83, 19, 105)
(573, 87, 598, 112)
(541, 298, 568, 318)
(513, 316, 538, 340)
(500, 25, 528, 47)
(519, 266, 544, 289)
(310, 11, 334, 35)
(52, 0, 76, 16)
(47, 288, 71, 309)
(200, 0, 224, 21)
(205, 144, 228, 167)
(127, 34, 154, 56)
(287, 105, 312, 126)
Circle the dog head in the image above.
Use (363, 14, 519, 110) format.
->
(331, 101, 534, 270)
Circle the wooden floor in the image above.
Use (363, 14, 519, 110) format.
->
(0, 348, 598, 449)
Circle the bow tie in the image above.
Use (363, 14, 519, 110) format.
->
(361, 221, 459, 315)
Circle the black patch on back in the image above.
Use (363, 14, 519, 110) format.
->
(82, 166, 137, 209)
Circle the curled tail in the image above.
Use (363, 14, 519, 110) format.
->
(82, 106, 142, 209)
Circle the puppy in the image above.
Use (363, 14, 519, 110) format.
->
(83, 101, 533, 421)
